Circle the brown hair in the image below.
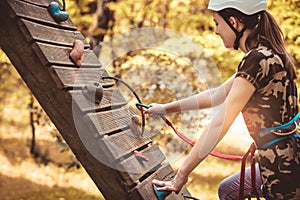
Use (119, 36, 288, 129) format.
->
(219, 9, 297, 80)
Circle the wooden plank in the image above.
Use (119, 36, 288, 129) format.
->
(84, 108, 137, 136)
(117, 144, 165, 187)
(49, 66, 114, 89)
(70, 89, 127, 113)
(32, 42, 101, 67)
(0, 1, 192, 199)
(129, 164, 191, 200)
(20, 0, 56, 7)
(0, 1, 130, 198)
(19, 19, 89, 48)
(7, 1, 76, 30)
(98, 129, 152, 162)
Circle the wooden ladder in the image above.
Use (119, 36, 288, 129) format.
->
(0, 0, 190, 199)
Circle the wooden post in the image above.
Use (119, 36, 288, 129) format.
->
(0, 0, 190, 199)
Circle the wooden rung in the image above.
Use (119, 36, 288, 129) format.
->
(7, 0, 76, 30)
(117, 144, 165, 187)
(20, 0, 57, 7)
(129, 163, 191, 200)
(19, 19, 89, 48)
(84, 107, 137, 136)
(98, 129, 152, 162)
(49, 66, 114, 89)
(32, 42, 101, 67)
(70, 89, 127, 113)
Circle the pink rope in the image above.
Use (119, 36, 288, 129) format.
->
(163, 116, 244, 161)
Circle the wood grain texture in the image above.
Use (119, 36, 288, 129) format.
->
(70, 89, 127, 113)
(84, 107, 137, 136)
(20, 0, 58, 7)
(0, 0, 191, 199)
(129, 163, 191, 199)
(19, 19, 89, 48)
(7, 0, 76, 30)
(0, 1, 129, 198)
(97, 129, 152, 162)
(49, 66, 113, 89)
(32, 42, 100, 67)
(117, 144, 165, 186)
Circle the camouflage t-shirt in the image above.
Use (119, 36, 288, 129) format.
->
(236, 45, 300, 199)
(236, 45, 298, 135)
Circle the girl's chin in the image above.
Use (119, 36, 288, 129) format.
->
(223, 42, 233, 49)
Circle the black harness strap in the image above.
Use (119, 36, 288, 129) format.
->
(219, 13, 247, 50)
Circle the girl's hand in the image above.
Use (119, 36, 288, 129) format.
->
(152, 172, 188, 194)
(144, 103, 166, 116)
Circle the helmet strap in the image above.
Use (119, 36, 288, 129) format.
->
(233, 26, 247, 50)
(219, 13, 247, 50)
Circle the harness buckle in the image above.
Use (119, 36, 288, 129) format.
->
(255, 113, 300, 149)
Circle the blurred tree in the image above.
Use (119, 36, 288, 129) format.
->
(69, 0, 116, 49)
(100, 0, 299, 82)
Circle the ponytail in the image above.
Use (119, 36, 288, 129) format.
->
(246, 11, 297, 80)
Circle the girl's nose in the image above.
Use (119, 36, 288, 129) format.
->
(215, 27, 219, 35)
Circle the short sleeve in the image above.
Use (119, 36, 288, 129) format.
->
(235, 48, 269, 89)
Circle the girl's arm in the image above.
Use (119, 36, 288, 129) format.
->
(147, 75, 236, 115)
(152, 76, 256, 193)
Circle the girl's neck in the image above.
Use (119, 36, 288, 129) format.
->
(239, 29, 252, 53)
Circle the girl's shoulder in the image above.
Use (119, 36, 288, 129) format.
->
(242, 45, 283, 67)
(244, 45, 274, 60)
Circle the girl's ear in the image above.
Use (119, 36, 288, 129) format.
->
(228, 16, 238, 29)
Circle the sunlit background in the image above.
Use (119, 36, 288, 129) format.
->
(0, 0, 299, 199)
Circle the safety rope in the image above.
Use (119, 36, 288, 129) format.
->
(136, 103, 247, 161)
(104, 77, 256, 199)
(61, 0, 66, 11)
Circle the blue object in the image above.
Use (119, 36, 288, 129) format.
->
(260, 133, 299, 149)
(48, 2, 69, 22)
(136, 103, 151, 109)
(259, 112, 300, 136)
(153, 184, 171, 200)
(258, 112, 300, 149)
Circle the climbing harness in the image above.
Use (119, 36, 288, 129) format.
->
(254, 113, 300, 167)
(256, 113, 300, 150)
(48, 0, 69, 22)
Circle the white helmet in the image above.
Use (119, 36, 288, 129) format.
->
(208, 0, 266, 15)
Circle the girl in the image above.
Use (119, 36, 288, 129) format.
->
(146, 0, 300, 199)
